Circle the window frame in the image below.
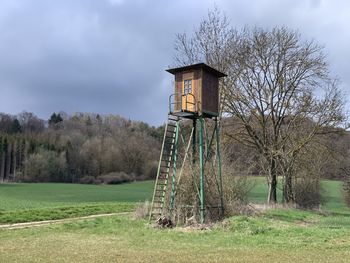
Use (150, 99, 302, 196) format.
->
(183, 79, 192, 95)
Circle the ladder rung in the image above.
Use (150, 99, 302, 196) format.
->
(151, 213, 162, 216)
(157, 180, 166, 186)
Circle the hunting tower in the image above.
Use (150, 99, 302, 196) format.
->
(167, 63, 226, 118)
(149, 63, 227, 225)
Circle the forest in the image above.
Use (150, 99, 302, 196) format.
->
(1, 110, 349, 188)
(0, 111, 163, 184)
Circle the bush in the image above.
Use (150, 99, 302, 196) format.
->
(98, 172, 134, 184)
(133, 201, 151, 219)
(164, 153, 254, 225)
(79, 176, 101, 184)
(223, 175, 255, 216)
(294, 176, 323, 209)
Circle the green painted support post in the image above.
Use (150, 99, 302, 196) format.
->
(169, 122, 180, 213)
(199, 117, 205, 224)
(215, 118, 224, 216)
(192, 119, 196, 164)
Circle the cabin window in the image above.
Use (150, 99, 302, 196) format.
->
(184, 79, 192, 94)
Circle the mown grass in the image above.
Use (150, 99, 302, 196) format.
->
(0, 202, 135, 224)
(0, 179, 350, 262)
(0, 178, 348, 223)
(1, 211, 350, 262)
(0, 181, 154, 211)
(0, 181, 154, 223)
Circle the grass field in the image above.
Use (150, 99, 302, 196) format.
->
(248, 177, 348, 211)
(0, 179, 348, 223)
(0, 181, 154, 223)
(1, 179, 350, 262)
(1, 210, 350, 262)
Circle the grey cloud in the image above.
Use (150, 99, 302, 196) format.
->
(0, 0, 349, 125)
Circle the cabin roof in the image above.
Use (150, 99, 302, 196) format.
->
(166, 63, 227, 78)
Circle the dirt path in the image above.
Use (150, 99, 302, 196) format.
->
(0, 212, 131, 230)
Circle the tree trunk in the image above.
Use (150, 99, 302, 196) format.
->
(0, 149, 5, 183)
(23, 140, 29, 180)
(0, 137, 3, 183)
(12, 140, 17, 182)
(267, 158, 277, 204)
(283, 174, 294, 203)
(5, 142, 12, 181)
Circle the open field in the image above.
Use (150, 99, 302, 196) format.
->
(0, 181, 154, 223)
(1, 179, 350, 262)
(0, 179, 348, 223)
(249, 177, 348, 211)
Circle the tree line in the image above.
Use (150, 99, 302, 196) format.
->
(0, 111, 163, 184)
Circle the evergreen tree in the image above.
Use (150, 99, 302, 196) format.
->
(48, 113, 63, 127)
(10, 119, 22, 134)
(48, 113, 57, 126)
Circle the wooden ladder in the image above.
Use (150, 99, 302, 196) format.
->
(149, 114, 179, 222)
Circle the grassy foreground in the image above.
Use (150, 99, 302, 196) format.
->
(1, 211, 350, 262)
(1, 180, 350, 262)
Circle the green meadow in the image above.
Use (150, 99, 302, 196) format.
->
(0, 178, 348, 223)
(0, 181, 154, 223)
(1, 179, 350, 262)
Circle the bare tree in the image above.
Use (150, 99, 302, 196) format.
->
(174, 9, 347, 204)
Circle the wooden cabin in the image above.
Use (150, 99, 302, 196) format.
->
(166, 63, 226, 118)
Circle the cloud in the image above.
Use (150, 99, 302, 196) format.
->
(0, 0, 348, 125)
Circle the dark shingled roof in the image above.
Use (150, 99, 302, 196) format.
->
(166, 63, 227, 78)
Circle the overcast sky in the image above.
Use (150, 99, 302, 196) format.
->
(0, 0, 349, 125)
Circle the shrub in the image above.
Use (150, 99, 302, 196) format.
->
(294, 176, 323, 209)
(79, 176, 101, 184)
(223, 175, 255, 216)
(98, 172, 134, 184)
(133, 201, 151, 219)
(165, 153, 254, 225)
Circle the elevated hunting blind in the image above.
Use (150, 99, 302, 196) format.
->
(167, 63, 226, 118)
(149, 63, 226, 225)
